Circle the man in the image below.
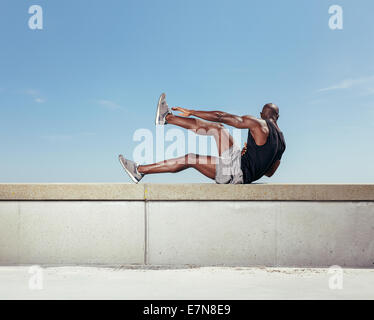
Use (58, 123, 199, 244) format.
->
(119, 93, 286, 184)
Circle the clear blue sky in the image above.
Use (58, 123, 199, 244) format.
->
(1, 0, 373, 183)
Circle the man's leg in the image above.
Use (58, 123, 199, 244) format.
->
(137, 114, 234, 180)
(138, 153, 217, 180)
(165, 114, 234, 156)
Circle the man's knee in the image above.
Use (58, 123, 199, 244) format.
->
(185, 153, 197, 161)
(216, 123, 225, 130)
(208, 122, 224, 131)
(196, 123, 224, 136)
(185, 153, 200, 166)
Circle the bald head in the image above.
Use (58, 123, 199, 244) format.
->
(261, 103, 279, 121)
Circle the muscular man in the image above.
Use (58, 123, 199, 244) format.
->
(119, 93, 286, 184)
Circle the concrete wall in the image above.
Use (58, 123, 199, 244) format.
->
(148, 201, 374, 267)
(0, 184, 373, 267)
(0, 201, 144, 265)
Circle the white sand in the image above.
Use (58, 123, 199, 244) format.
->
(0, 266, 373, 300)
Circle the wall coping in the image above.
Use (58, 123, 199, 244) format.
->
(0, 183, 373, 201)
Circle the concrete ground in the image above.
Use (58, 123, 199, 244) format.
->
(0, 266, 373, 300)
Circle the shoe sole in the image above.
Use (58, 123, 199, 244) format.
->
(155, 93, 166, 125)
(118, 155, 139, 184)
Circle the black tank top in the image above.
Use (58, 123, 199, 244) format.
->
(241, 119, 286, 184)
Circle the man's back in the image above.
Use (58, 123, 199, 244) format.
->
(241, 119, 286, 184)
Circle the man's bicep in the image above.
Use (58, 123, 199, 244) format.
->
(241, 115, 263, 129)
(225, 114, 261, 129)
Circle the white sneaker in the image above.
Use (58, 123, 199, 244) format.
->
(118, 155, 144, 183)
(155, 93, 171, 125)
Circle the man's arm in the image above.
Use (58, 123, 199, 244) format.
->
(172, 107, 262, 130)
(265, 160, 280, 177)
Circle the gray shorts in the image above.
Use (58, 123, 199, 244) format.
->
(215, 144, 244, 184)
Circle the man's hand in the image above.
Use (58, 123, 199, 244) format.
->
(241, 143, 247, 156)
(172, 106, 192, 117)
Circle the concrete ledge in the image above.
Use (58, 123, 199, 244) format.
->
(0, 184, 373, 267)
(0, 183, 373, 201)
(0, 183, 145, 200)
